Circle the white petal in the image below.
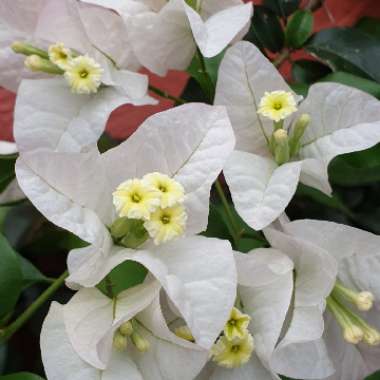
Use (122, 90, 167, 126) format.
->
(14, 79, 144, 154)
(102, 103, 235, 234)
(185, 2, 252, 58)
(40, 302, 100, 380)
(64, 282, 160, 369)
(300, 158, 331, 195)
(129, 0, 195, 76)
(200, 0, 245, 19)
(236, 250, 293, 367)
(0, 141, 17, 155)
(15, 151, 112, 243)
(282, 219, 380, 299)
(83, 236, 237, 350)
(215, 41, 294, 154)
(224, 150, 302, 231)
(299, 83, 380, 164)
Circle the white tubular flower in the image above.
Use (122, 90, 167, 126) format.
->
(215, 41, 380, 230)
(41, 282, 209, 380)
(129, 0, 253, 76)
(113, 178, 161, 220)
(64, 55, 103, 94)
(272, 219, 380, 380)
(17, 104, 237, 355)
(143, 172, 185, 208)
(48, 42, 73, 70)
(144, 205, 187, 245)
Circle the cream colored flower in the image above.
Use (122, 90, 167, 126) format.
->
(257, 90, 297, 122)
(48, 42, 73, 70)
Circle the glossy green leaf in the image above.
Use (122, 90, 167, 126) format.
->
(19, 255, 49, 288)
(289, 82, 309, 97)
(356, 17, 380, 40)
(0, 234, 23, 318)
(306, 28, 380, 82)
(285, 10, 313, 48)
(97, 260, 148, 296)
(329, 144, 380, 186)
(365, 370, 380, 380)
(246, 6, 284, 53)
(320, 71, 380, 99)
(0, 373, 45, 380)
(292, 59, 331, 83)
(263, 0, 300, 17)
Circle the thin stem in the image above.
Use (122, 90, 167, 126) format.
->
(215, 179, 241, 244)
(0, 270, 68, 342)
(148, 85, 186, 105)
(273, 48, 291, 68)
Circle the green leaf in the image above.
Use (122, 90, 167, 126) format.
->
(292, 59, 331, 83)
(306, 28, 380, 82)
(329, 144, 380, 186)
(0, 234, 23, 318)
(365, 370, 380, 380)
(263, 0, 300, 17)
(356, 17, 380, 40)
(0, 159, 16, 194)
(0, 373, 45, 380)
(246, 6, 284, 53)
(289, 82, 309, 97)
(320, 71, 380, 99)
(285, 10, 313, 48)
(97, 261, 148, 296)
(19, 255, 49, 288)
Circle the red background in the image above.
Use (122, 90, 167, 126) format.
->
(1, 0, 380, 143)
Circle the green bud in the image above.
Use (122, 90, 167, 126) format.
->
(113, 331, 128, 351)
(131, 331, 150, 352)
(289, 113, 310, 157)
(185, 0, 200, 11)
(110, 217, 149, 249)
(272, 129, 290, 165)
(119, 321, 134, 336)
(11, 41, 49, 59)
(24, 55, 64, 75)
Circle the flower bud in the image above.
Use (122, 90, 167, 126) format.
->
(356, 291, 374, 311)
(363, 328, 380, 346)
(289, 113, 310, 157)
(174, 326, 194, 342)
(24, 55, 64, 75)
(272, 129, 290, 165)
(113, 331, 128, 351)
(343, 325, 364, 344)
(119, 321, 134, 336)
(11, 41, 49, 59)
(110, 217, 149, 249)
(131, 331, 150, 352)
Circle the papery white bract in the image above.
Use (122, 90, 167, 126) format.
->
(197, 249, 294, 379)
(129, 0, 253, 76)
(215, 41, 380, 231)
(41, 281, 209, 380)
(279, 219, 380, 380)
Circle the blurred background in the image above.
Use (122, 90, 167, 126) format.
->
(2, 0, 380, 378)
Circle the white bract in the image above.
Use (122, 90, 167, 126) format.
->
(128, 0, 253, 75)
(197, 249, 294, 379)
(280, 219, 380, 380)
(215, 41, 380, 230)
(16, 104, 237, 348)
(41, 281, 209, 380)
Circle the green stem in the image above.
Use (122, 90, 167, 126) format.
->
(148, 85, 186, 105)
(195, 49, 215, 103)
(215, 179, 241, 244)
(0, 270, 68, 342)
(273, 48, 291, 68)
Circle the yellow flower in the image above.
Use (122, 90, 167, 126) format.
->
(113, 179, 161, 221)
(143, 172, 185, 208)
(64, 55, 103, 94)
(144, 205, 187, 245)
(48, 42, 73, 70)
(224, 307, 251, 340)
(257, 90, 297, 122)
(211, 333, 254, 369)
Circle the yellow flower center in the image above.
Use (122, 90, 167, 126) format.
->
(257, 90, 297, 122)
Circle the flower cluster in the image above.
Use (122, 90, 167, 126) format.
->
(1, 1, 380, 380)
